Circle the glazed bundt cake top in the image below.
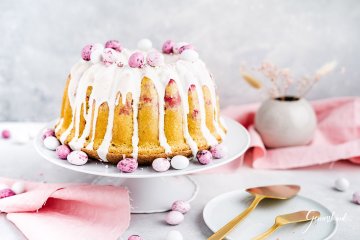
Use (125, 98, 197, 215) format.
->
(57, 39, 226, 162)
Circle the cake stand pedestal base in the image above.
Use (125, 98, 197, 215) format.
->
(118, 176, 198, 213)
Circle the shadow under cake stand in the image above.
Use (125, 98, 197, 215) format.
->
(34, 117, 250, 213)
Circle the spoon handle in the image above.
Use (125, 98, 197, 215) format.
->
(208, 195, 264, 240)
(252, 223, 281, 240)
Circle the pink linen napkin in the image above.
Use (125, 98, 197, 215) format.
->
(0, 178, 130, 240)
(222, 97, 360, 169)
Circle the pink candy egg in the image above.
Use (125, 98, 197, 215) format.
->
(353, 191, 360, 205)
(128, 235, 143, 240)
(162, 40, 175, 54)
(105, 40, 122, 52)
(67, 150, 88, 166)
(117, 158, 138, 173)
(128, 52, 145, 68)
(196, 150, 213, 165)
(165, 211, 184, 225)
(81, 44, 93, 61)
(0, 188, 16, 199)
(152, 158, 170, 172)
(210, 144, 228, 159)
(102, 48, 118, 66)
(1, 129, 11, 139)
(56, 144, 71, 160)
(42, 128, 55, 140)
(171, 200, 191, 214)
(146, 51, 164, 67)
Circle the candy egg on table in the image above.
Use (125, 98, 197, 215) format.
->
(0, 188, 16, 199)
(166, 230, 184, 240)
(196, 150, 213, 165)
(171, 200, 191, 214)
(210, 144, 228, 159)
(67, 150, 88, 166)
(43, 136, 60, 150)
(117, 158, 138, 173)
(128, 235, 143, 240)
(334, 177, 350, 191)
(11, 181, 25, 194)
(165, 211, 184, 225)
(56, 144, 71, 160)
(152, 158, 170, 172)
(1, 129, 11, 139)
(353, 191, 360, 205)
(170, 155, 189, 170)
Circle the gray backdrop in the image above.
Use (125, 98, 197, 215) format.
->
(1, 0, 359, 121)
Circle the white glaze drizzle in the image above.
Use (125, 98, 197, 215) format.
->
(57, 46, 225, 161)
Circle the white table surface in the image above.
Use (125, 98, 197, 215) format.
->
(0, 122, 359, 240)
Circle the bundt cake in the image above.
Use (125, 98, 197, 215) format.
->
(55, 39, 226, 165)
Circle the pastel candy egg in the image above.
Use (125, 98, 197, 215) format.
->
(178, 44, 194, 54)
(81, 44, 93, 61)
(102, 48, 118, 66)
(104, 40, 122, 52)
(0, 189, 16, 199)
(56, 144, 71, 160)
(196, 150, 213, 165)
(171, 200, 191, 214)
(11, 181, 25, 194)
(334, 177, 350, 191)
(152, 158, 170, 172)
(353, 191, 360, 205)
(90, 50, 103, 64)
(128, 235, 143, 240)
(171, 155, 189, 170)
(1, 129, 11, 139)
(180, 49, 199, 61)
(165, 211, 184, 225)
(43, 136, 60, 150)
(117, 158, 138, 173)
(128, 52, 145, 68)
(146, 51, 164, 67)
(137, 38, 153, 51)
(210, 144, 228, 159)
(42, 128, 55, 140)
(166, 230, 184, 240)
(0, 183, 10, 191)
(173, 42, 188, 54)
(67, 150, 88, 166)
(162, 40, 175, 54)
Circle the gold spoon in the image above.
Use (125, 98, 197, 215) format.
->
(208, 185, 301, 240)
(252, 210, 320, 240)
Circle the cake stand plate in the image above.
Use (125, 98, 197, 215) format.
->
(34, 117, 250, 213)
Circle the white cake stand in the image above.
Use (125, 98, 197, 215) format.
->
(34, 117, 250, 213)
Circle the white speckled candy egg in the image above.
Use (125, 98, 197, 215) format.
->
(334, 177, 350, 191)
(166, 230, 184, 240)
(67, 150, 88, 166)
(152, 158, 170, 172)
(137, 38, 153, 51)
(171, 155, 189, 170)
(11, 181, 25, 194)
(180, 49, 199, 61)
(165, 211, 184, 225)
(43, 136, 60, 150)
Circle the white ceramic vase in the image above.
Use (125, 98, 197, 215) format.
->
(255, 97, 317, 148)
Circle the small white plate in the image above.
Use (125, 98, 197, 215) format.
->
(34, 117, 250, 178)
(203, 190, 337, 240)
